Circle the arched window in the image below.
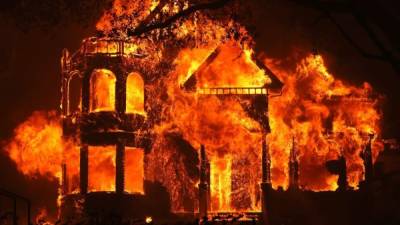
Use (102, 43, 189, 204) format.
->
(68, 73, 82, 115)
(126, 72, 144, 114)
(90, 69, 116, 112)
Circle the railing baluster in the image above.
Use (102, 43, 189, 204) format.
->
(197, 87, 269, 95)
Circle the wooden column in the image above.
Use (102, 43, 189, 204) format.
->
(199, 144, 208, 218)
(80, 146, 88, 194)
(116, 142, 125, 194)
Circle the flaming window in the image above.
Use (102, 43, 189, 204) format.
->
(125, 147, 144, 194)
(126, 72, 145, 115)
(67, 74, 82, 114)
(88, 146, 116, 192)
(89, 69, 116, 112)
(87, 146, 144, 193)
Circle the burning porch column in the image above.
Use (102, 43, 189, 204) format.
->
(362, 133, 375, 184)
(80, 145, 89, 194)
(116, 141, 126, 194)
(288, 137, 299, 190)
(261, 134, 271, 225)
(61, 163, 69, 195)
(261, 135, 271, 184)
(199, 144, 209, 218)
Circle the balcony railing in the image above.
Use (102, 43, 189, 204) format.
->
(197, 87, 268, 95)
(79, 38, 140, 57)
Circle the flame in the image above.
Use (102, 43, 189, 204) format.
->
(81, 146, 144, 193)
(145, 216, 153, 224)
(196, 42, 271, 88)
(88, 146, 116, 192)
(5, 48, 384, 215)
(127, 72, 145, 115)
(96, 0, 159, 34)
(90, 69, 116, 112)
(5, 111, 144, 195)
(149, 41, 267, 212)
(151, 43, 383, 211)
(4, 1, 385, 217)
(266, 54, 383, 190)
(5, 111, 73, 180)
(35, 208, 53, 225)
(210, 155, 232, 212)
(126, 148, 145, 194)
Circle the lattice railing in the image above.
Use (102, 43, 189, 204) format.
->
(79, 38, 142, 57)
(198, 87, 268, 95)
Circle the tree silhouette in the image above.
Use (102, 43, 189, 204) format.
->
(288, 0, 400, 74)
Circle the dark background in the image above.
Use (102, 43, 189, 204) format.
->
(0, 0, 399, 220)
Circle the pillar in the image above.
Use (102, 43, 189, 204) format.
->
(261, 134, 271, 225)
(62, 163, 68, 195)
(116, 142, 125, 194)
(363, 134, 374, 184)
(262, 135, 270, 183)
(80, 146, 88, 194)
(199, 144, 208, 218)
(289, 137, 299, 190)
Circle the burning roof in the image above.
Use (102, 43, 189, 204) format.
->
(2, 0, 387, 221)
(182, 41, 283, 92)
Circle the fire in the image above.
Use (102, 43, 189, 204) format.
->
(266, 54, 383, 190)
(3, 0, 385, 218)
(5, 111, 144, 195)
(127, 72, 145, 115)
(35, 208, 53, 225)
(151, 41, 383, 211)
(6, 46, 383, 216)
(5, 111, 71, 180)
(150, 42, 267, 212)
(90, 69, 116, 112)
(195, 42, 271, 88)
(125, 148, 145, 194)
(88, 146, 144, 193)
(88, 146, 116, 192)
(96, 0, 159, 34)
(210, 155, 232, 212)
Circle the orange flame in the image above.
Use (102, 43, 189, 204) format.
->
(88, 146, 144, 193)
(4, 2, 384, 215)
(127, 72, 145, 115)
(266, 54, 383, 190)
(90, 69, 116, 112)
(210, 155, 232, 211)
(5, 111, 144, 195)
(5, 111, 72, 180)
(5, 51, 384, 214)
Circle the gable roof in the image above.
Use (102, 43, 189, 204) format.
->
(182, 41, 283, 92)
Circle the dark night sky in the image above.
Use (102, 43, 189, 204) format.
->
(0, 0, 399, 219)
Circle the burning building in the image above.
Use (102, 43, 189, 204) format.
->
(2, 1, 393, 225)
(59, 37, 155, 222)
(55, 36, 384, 224)
(58, 35, 284, 222)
